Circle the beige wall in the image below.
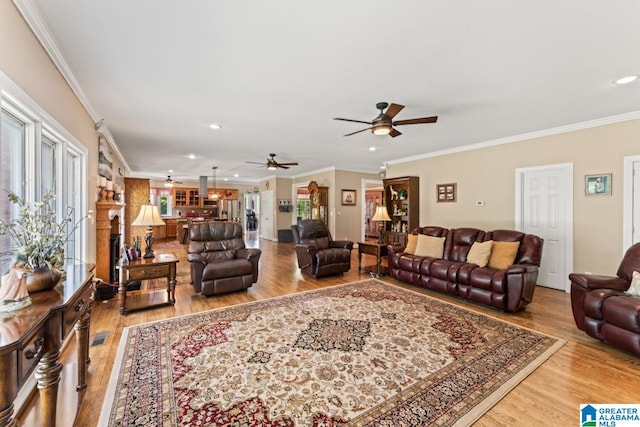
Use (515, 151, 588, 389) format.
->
(334, 170, 381, 242)
(387, 119, 640, 276)
(0, 2, 119, 264)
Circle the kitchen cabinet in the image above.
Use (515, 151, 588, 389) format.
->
(165, 218, 178, 239)
(173, 188, 201, 208)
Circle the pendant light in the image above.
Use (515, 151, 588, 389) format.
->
(209, 166, 219, 200)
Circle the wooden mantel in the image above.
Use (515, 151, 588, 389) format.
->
(95, 200, 124, 282)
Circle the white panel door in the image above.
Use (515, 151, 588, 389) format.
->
(260, 190, 274, 240)
(519, 164, 572, 291)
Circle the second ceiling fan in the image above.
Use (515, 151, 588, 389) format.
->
(246, 153, 299, 170)
(334, 102, 438, 138)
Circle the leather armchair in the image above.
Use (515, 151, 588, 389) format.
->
(569, 242, 640, 356)
(187, 221, 261, 296)
(291, 219, 354, 278)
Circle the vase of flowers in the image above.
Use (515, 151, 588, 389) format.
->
(0, 191, 84, 293)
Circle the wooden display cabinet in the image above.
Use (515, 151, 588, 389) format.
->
(383, 176, 419, 244)
(173, 188, 201, 208)
(308, 181, 329, 224)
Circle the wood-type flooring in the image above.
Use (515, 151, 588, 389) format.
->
(18, 232, 640, 426)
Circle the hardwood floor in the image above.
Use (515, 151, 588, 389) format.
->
(27, 234, 640, 426)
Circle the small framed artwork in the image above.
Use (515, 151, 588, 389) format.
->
(585, 173, 611, 196)
(98, 135, 113, 181)
(342, 189, 356, 206)
(436, 183, 457, 203)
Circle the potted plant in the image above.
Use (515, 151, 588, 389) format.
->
(0, 191, 85, 293)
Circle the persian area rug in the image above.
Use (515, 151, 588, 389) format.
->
(99, 279, 564, 426)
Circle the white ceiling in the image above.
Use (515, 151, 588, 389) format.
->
(19, 0, 640, 183)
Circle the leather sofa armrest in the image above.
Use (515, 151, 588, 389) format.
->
(295, 243, 318, 256)
(506, 264, 537, 274)
(186, 253, 206, 264)
(387, 244, 406, 256)
(186, 253, 205, 292)
(568, 273, 629, 292)
(236, 248, 262, 260)
(330, 240, 353, 250)
(236, 248, 262, 282)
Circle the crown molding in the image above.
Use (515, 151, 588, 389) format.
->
(386, 110, 640, 165)
(12, 0, 131, 174)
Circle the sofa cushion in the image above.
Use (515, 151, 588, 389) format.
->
(626, 271, 640, 296)
(467, 240, 493, 267)
(488, 241, 520, 270)
(405, 234, 419, 254)
(203, 258, 253, 280)
(414, 235, 446, 258)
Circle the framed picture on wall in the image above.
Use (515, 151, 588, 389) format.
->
(436, 183, 457, 202)
(342, 189, 356, 206)
(585, 173, 611, 196)
(98, 135, 113, 181)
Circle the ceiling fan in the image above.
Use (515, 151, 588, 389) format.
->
(334, 102, 438, 138)
(164, 175, 183, 187)
(246, 153, 299, 170)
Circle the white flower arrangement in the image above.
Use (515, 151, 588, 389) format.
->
(0, 191, 84, 272)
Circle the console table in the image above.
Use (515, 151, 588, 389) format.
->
(0, 263, 94, 427)
(358, 241, 388, 277)
(118, 254, 178, 314)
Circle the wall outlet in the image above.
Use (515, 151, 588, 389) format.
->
(475, 200, 485, 207)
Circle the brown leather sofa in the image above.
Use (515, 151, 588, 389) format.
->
(291, 219, 354, 278)
(187, 221, 261, 296)
(388, 227, 544, 312)
(569, 243, 640, 356)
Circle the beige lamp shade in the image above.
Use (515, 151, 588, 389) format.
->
(371, 206, 391, 222)
(131, 204, 166, 226)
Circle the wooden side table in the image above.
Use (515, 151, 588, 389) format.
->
(118, 254, 178, 314)
(358, 241, 388, 277)
(0, 264, 94, 427)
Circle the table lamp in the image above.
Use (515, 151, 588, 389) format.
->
(371, 205, 391, 245)
(131, 204, 165, 258)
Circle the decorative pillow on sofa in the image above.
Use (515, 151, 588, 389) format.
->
(467, 240, 493, 267)
(626, 271, 640, 297)
(405, 234, 418, 254)
(413, 235, 446, 258)
(488, 241, 520, 270)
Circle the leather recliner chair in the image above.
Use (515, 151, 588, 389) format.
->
(569, 242, 640, 356)
(291, 219, 354, 278)
(187, 221, 261, 296)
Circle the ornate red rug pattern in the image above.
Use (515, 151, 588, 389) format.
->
(99, 279, 564, 426)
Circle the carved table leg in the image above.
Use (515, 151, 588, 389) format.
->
(168, 275, 176, 305)
(75, 297, 93, 392)
(35, 350, 63, 427)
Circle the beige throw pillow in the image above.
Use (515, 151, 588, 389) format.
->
(413, 235, 446, 258)
(467, 240, 493, 267)
(626, 271, 640, 297)
(487, 241, 520, 270)
(405, 234, 418, 254)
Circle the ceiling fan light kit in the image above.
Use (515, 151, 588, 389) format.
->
(245, 153, 299, 170)
(334, 102, 438, 138)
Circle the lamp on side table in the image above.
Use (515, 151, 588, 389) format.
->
(131, 204, 165, 258)
(371, 205, 391, 245)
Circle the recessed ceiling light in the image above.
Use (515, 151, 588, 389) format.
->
(614, 75, 638, 85)
(187, 154, 196, 160)
(233, 173, 239, 178)
(168, 169, 174, 173)
(369, 146, 376, 151)
(209, 123, 221, 130)
(223, 178, 228, 181)
(380, 165, 386, 170)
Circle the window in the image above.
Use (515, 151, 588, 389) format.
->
(1, 72, 88, 274)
